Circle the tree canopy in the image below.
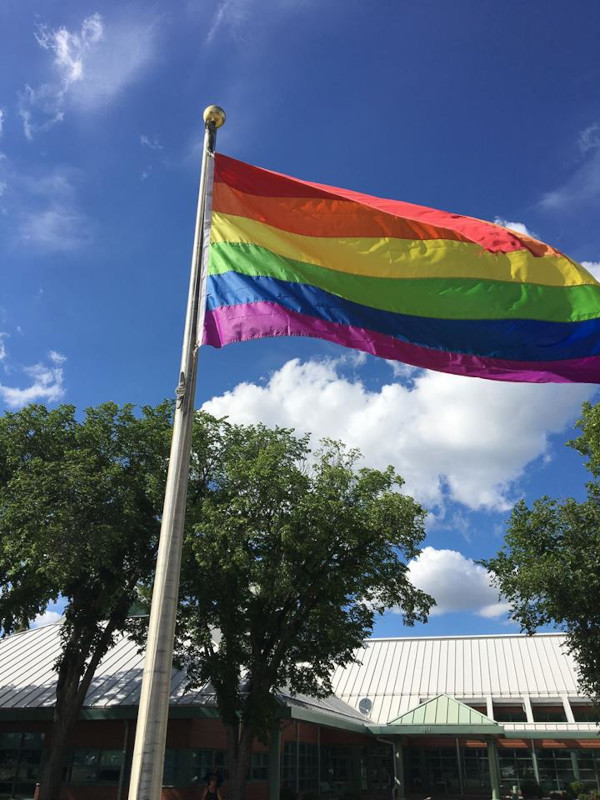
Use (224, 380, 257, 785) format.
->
(0, 401, 174, 800)
(173, 417, 433, 800)
(485, 400, 600, 703)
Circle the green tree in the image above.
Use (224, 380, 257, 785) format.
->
(0, 401, 174, 800)
(174, 418, 433, 800)
(485, 400, 600, 703)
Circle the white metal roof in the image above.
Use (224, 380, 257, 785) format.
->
(0, 622, 364, 727)
(0, 625, 593, 735)
(330, 632, 585, 725)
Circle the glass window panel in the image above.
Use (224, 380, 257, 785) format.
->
(21, 735, 42, 750)
(531, 707, 568, 723)
(281, 741, 295, 789)
(96, 749, 123, 784)
(0, 735, 21, 750)
(572, 707, 599, 723)
(70, 748, 100, 784)
(367, 745, 392, 792)
(190, 750, 227, 787)
(299, 743, 318, 792)
(163, 749, 177, 787)
(493, 706, 528, 722)
(0, 750, 18, 783)
(16, 750, 42, 782)
(250, 752, 268, 781)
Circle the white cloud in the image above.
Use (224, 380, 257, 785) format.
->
(20, 12, 156, 138)
(202, 358, 593, 511)
(0, 334, 7, 360)
(494, 218, 537, 238)
(405, 547, 508, 618)
(12, 166, 89, 252)
(0, 350, 66, 410)
(539, 149, 600, 213)
(140, 134, 163, 150)
(205, 0, 250, 44)
(582, 261, 600, 282)
(19, 207, 86, 252)
(0, 109, 4, 137)
(579, 122, 600, 155)
(31, 610, 63, 628)
(203, 0, 314, 45)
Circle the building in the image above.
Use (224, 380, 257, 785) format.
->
(0, 625, 597, 800)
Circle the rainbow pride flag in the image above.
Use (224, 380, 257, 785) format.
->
(202, 154, 600, 383)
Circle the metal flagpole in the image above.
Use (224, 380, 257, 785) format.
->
(127, 104, 226, 800)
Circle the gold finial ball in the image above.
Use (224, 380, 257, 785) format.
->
(203, 105, 226, 128)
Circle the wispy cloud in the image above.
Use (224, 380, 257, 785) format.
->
(19, 12, 156, 138)
(203, 0, 311, 45)
(0, 350, 66, 410)
(205, 0, 250, 44)
(539, 123, 600, 213)
(0, 109, 4, 138)
(140, 134, 163, 151)
(578, 122, 600, 155)
(14, 167, 90, 252)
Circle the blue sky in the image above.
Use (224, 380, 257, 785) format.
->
(1, 0, 599, 637)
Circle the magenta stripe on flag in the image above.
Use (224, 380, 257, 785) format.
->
(202, 302, 600, 384)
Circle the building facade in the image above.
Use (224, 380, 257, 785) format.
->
(0, 626, 597, 800)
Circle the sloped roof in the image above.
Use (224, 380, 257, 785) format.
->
(370, 693, 502, 735)
(0, 622, 365, 730)
(331, 632, 582, 724)
(389, 694, 497, 727)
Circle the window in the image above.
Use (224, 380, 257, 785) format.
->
(0, 732, 44, 799)
(535, 748, 575, 792)
(68, 749, 124, 785)
(463, 703, 488, 715)
(190, 749, 226, 785)
(497, 748, 536, 793)
(298, 743, 318, 792)
(576, 751, 600, 790)
(164, 749, 226, 787)
(571, 706, 599, 723)
(366, 745, 392, 792)
(531, 706, 567, 723)
(405, 747, 461, 793)
(321, 745, 352, 784)
(250, 752, 268, 781)
(282, 742, 318, 793)
(461, 748, 490, 790)
(493, 704, 528, 722)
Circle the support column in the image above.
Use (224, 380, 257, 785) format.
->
(268, 723, 281, 800)
(393, 739, 405, 800)
(487, 739, 501, 800)
(571, 751, 580, 782)
(530, 741, 540, 785)
(456, 738, 465, 796)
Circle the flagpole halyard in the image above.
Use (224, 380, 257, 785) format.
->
(127, 105, 225, 800)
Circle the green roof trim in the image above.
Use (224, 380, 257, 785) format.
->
(368, 694, 504, 736)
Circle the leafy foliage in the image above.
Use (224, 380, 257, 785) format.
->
(485, 400, 600, 703)
(175, 417, 433, 742)
(0, 401, 174, 800)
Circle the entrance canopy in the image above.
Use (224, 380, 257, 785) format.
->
(368, 693, 504, 736)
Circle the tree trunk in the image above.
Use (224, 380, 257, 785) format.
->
(225, 722, 254, 800)
(37, 613, 125, 800)
(38, 662, 85, 800)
